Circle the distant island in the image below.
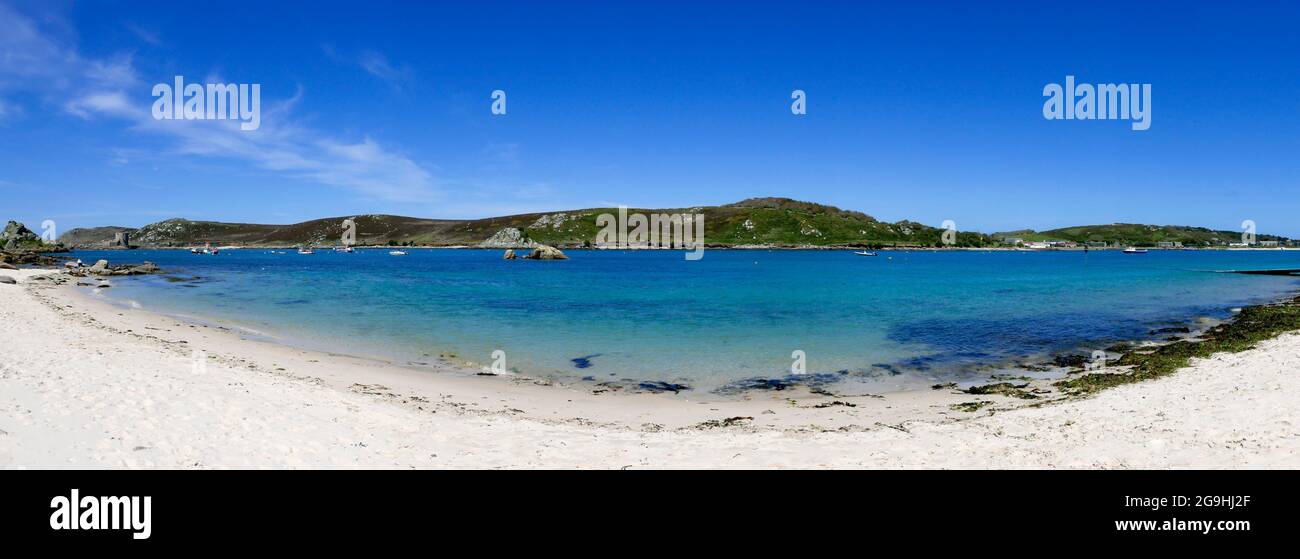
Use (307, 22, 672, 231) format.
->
(51, 197, 1294, 249)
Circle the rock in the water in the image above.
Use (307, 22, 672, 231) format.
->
(128, 262, 160, 274)
(88, 259, 110, 274)
(502, 249, 517, 260)
(0, 275, 15, 284)
(0, 262, 15, 270)
(479, 227, 538, 249)
(525, 245, 568, 260)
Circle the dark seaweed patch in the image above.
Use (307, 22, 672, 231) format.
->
(713, 371, 847, 396)
(637, 381, 690, 394)
(592, 378, 692, 394)
(570, 354, 602, 369)
(1058, 296, 1300, 395)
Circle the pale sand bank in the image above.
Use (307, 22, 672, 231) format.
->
(1, 268, 1297, 468)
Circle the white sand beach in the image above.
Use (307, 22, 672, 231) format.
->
(1, 267, 1297, 469)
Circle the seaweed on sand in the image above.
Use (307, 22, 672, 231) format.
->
(950, 401, 992, 413)
(693, 416, 753, 429)
(1056, 296, 1300, 395)
(963, 382, 1039, 400)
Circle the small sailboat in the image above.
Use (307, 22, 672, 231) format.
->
(853, 250, 878, 256)
(1123, 247, 1148, 254)
(389, 250, 408, 256)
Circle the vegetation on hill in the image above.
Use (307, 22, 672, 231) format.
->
(57, 198, 999, 248)
(1000, 224, 1287, 247)
(53, 199, 1290, 249)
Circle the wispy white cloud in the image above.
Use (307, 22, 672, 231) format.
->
(65, 91, 134, 118)
(123, 22, 162, 46)
(358, 51, 405, 83)
(322, 44, 411, 91)
(0, 2, 439, 204)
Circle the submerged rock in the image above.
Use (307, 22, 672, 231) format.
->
(591, 378, 693, 394)
(502, 249, 517, 260)
(570, 354, 601, 368)
(713, 371, 847, 396)
(637, 381, 690, 394)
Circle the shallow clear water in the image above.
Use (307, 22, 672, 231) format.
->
(73, 248, 1300, 394)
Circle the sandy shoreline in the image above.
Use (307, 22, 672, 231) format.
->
(2, 267, 1298, 468)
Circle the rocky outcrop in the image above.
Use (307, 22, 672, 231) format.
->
(0, 249, 65, 267)
(2, 221, 40, 244)
(479, 228, 538, 249)
(0, 275, 15, 284)
(65, 260, 161, 277)
(524, 245, 568, 260)
(502, 249, 517, 260)
(0, 262, 15, 270)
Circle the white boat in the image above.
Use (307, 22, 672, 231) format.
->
(388, 250, 407, 256)
(853, 251, 878, 256)
(334, 246, 355, 253)
(1123, 247, 1148, 254)
(297, 246, 314, 255)
(193, 242, 218, 255)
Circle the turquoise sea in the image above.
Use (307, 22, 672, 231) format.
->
(71, 249, 1300, 395)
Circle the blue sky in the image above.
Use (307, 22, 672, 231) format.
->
(2, 0, 1299, 236)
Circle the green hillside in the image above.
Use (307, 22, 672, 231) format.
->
(58, 198, 997, 248)
(1005, 224, 1287, 247)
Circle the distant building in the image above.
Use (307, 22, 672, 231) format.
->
(113, 231, 130, 247)
(1155, 241, 1183, 248)
(1259, 240, 1279, 247)
(1001, 237, 1024, 245)
(1086, 241, 1108, 248)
